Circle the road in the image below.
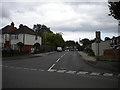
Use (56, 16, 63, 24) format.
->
(2, 51, 120, 88)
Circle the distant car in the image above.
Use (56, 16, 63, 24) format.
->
(57, 47, 62, 52)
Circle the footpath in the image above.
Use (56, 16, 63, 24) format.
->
(78, 51, 119, 72)
(2, 51, 56, 61)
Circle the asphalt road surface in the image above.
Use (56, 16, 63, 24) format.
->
(2, 51, 120, 88)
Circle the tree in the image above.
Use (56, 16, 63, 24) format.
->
(81, 38, 90, 47)
(44, 33, 65, 47)
(33, 24, 53, 36)
(108, 1, 120, 20)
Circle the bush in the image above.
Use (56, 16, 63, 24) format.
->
(88, 50, 95, 56)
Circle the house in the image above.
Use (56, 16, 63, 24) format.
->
(110, 36, 120, 49)
(1, 22, 42, 53)
(92, 40, 111, 56)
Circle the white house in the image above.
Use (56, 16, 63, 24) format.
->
(1, 22, 42, 53)
(92, 40, 111, 56)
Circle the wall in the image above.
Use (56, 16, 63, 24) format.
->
(11, 34, 23, 45)
(92, 40, 111, 56)
(24, 34, 41, 45)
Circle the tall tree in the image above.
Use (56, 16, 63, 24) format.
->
(108, 1, 120, 20)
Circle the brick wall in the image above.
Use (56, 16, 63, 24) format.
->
(104, 49, 120, 56)
(22, 45, 33, 53)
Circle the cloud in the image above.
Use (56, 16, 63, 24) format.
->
(0, 1, 118, 41)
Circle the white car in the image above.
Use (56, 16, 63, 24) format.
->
(57, 47, 62, 52)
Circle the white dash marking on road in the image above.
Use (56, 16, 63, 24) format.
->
(103, 73, 113, 76)
(23, 68, 29, 70)
(38, 69, 44, 71)
(118, 74, 120, 77)
(57, 70, 66, 73)
(48, 69, 56, 72)
(48, 64, 55, 71)
(31, 68, 37, 71)
(90, 72, 100, 76)
(77, 71, 88, 75)
(56, 58, 60, 62)
(66, 71, 76, 74)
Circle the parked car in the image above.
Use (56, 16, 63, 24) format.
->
(57, 47, 62, 52)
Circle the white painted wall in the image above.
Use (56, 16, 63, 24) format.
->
(11, 34, 23, 45)
(24, 34, 41, 45)
(92, 40, 111, 56)
(11, 34, 41, 45)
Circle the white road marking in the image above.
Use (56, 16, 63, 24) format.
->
(57, 70, 66, 73)
(103, 73, 113, 76)
(30, 68, 37, 71)
(23, 68, 29, 70)
(48, 64, 55, 71)
(66, 71, 76, 74)
(61, 55, 63, 58)
(90, 72, 100, 76)
(77, 71, 88, 75)
(56, 58, 60, 62)
(48, 69, 56, 72)
(38, 69, 44, 71)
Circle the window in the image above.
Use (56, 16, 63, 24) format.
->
(35, 35, 38, 40)
(11, 34, 18, 40)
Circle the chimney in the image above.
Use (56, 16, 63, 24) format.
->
(19, 24, 23, 28)
(11, 22, 14, 27)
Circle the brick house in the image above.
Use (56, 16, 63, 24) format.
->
(1, 22, 42, 53)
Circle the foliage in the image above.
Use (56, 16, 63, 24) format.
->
(108, 1, 120, 20)
(33, 24, 53, 36)
(65, 40, 76, 46)
(33, 24, 65, 47)
(43, 33, 65, 47)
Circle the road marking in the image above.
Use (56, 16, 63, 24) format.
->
(38, 69, 44, 71)
(90, 72, 100, 76)
(16, 67, 22, 69)
(56, 58, 60, 62)
(48, 69, 56, 72)
(103, 73, 113, 76)
(66, 71, 76, 74)
(30, 68, 37, 71)
(48, 64, 55, 71)
(61, 55, 63, 58)
(23, 68, 29, 70)
(57, 70, 66, 73)
(77, 71, 88, 75)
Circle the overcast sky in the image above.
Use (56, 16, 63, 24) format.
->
(0, 0, 119, 42)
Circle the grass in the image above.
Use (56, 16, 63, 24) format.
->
(95, 55, 120, 61)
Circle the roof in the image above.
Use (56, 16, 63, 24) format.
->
(10, 25, 37, 35)
(1, 25, 17, 34)
(1, 23, 39, 36)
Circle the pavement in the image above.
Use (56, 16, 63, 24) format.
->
(78, 51, 119, 72)
(2, 51, 57, 61)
